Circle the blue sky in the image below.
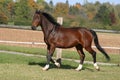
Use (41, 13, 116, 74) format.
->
(45, 0, 120, 5)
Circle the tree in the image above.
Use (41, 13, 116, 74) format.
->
(66, 0, 69, 5)
(14, 0, 32, 25)
(109, 9, 116, 25)
(115, 4, 120, 19)
(69, 4, 87, 19)
(0, 12, 8, 24)
(0, 0, 13, 24)
(43, 1, 53, 13)
(7, 0, 15, 22)
(94, 4, 111, 25)
(35, 0, 44, 9)
(84, 3, 97, 20)
(74, 3, 81, 9)
(49, 0, 53, 7)
(48, 0, 54, 13)
(15, 0, 30, 19)
(28, 0, 37, 9)
(54, 2, 69, 16)
(69, 6, 80, 15)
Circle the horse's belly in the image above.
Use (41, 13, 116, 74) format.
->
(55, 40, 79, 48)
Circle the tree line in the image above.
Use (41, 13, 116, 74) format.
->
(0, 0, 120, 30)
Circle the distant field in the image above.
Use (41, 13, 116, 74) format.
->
(0, 52, 120, 80)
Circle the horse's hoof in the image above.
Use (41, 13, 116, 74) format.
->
(75, 64, 83, 71)
(42, 68, 48, 71)
(42, 64, 49, 71)
(94, 63, 100, 71)
(75, 68, 81, 71)
(96, 67, 100, 71)
(55, 62, 60, 68)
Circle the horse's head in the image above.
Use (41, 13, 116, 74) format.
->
(31, 10, 41, 30)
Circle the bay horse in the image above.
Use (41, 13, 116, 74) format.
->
(31, 10, 110, 71)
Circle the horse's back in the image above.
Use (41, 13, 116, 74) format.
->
(54, 27, 93, 48)
(59, 27, 92, 37)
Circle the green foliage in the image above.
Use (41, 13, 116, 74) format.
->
(43, 2, 53, 13)
(15, 0, 31, 21)
(0, 13, 8, 24)
(14, 20, 31, 26)
(94, 4, 111, 25)
(54, 2, 69, 16)
(69, 6, 79, 15)
(0, 0, 44, 26)
(0, 0, 9, 24)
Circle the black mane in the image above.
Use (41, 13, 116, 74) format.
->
(42, 12, 61, 26)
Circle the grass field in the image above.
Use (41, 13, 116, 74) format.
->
(0, 45, 120, 64)
(0, 45, 120, 80)
(0, 52, 120, 80)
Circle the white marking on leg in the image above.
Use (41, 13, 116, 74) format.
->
(94, 63, 100, 70)
(42, 64, 50, 71)
(54, 60, 60, 67)
(75, 64, 83, 71)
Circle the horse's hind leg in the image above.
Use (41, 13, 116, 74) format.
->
(75, 45, 85, 71)
(85, 47, 100, 71)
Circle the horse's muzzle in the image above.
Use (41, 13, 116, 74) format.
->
(31, 26, 36, 30)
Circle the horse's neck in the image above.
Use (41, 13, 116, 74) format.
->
(40, 15, 55, 40)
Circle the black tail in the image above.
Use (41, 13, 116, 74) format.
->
(90, 29, 110, 61)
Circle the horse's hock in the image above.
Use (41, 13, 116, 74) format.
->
(0, 27, 120, 54)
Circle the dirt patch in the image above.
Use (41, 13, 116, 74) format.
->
(0, 28, 120, 54)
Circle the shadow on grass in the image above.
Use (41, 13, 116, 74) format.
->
(28, 61, 76, 70)
(28, 61, 94, 72)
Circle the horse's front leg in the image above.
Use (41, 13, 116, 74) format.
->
(42, 45, 60, 71)
(42, 45, 54, 71)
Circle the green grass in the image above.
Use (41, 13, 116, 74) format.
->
(0, 52, 44, 64)
(0, 52, 120, 80)
(0, 45, 120, 64)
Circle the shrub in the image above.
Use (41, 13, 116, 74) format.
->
(14, 20, 31, 26)
(0, 13, 8, 24)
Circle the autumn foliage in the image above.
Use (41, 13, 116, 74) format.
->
(0, 0, 120, 30)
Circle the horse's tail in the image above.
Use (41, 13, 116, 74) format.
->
(90, 29, 110, 61)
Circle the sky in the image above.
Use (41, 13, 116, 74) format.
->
(45, 0, 120, 5)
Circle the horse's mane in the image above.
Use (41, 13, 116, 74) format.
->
(42, 12, 61, 26)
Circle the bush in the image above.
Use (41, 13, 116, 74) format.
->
(0, 13, 8, 24)
(14, 20, 31, 26)
(111, 24, 120, 31)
